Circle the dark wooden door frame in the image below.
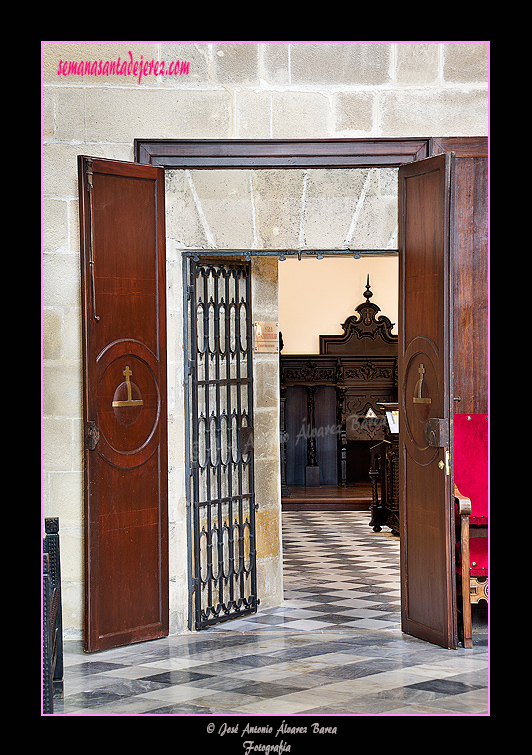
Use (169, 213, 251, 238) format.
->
(133, 135, 487, 646)
(135, 137, 487, 171)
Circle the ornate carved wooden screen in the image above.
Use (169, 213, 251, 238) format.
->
(280, 278, 398, 488)
(185, 257, 258, 630)
(319, 276, 398, 355)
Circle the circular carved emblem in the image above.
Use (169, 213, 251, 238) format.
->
(96, 344, 161, 467)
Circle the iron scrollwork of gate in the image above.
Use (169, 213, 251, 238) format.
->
(185, 257, 258, 629)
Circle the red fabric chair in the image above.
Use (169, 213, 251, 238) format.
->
(454, 414, 489, 648)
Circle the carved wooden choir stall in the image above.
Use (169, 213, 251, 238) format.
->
(280, 278, 398, 509)
(369, 402, 399, 534)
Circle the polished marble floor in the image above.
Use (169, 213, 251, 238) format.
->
(53, 511, 489, 717)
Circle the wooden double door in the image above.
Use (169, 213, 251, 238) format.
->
(78, 139, 487, 651)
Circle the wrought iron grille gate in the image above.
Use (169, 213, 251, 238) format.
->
(185, 257, 258, 629)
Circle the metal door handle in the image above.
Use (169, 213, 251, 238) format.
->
(438, 450, 450, 475)
(85, 158, 100, 321)
(412, 363, 431, 404)
(112, 366, 144, 408)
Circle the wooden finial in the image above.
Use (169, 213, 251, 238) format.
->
(364, 274, 373, 301)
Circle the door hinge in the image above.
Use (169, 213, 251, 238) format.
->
(85, 421, 100, 451)
(85, 159, 93, 192)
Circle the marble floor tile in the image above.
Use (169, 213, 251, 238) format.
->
(51, 511, 489, 718)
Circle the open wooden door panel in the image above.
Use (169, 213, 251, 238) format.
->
(398, 153, 457, 649)
(79, 156, 168, 652)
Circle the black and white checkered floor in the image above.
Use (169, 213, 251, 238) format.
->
(211, 511, 402, 633)
(54, 512, 489, 717)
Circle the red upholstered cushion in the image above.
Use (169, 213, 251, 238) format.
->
(469, 537, 488, 576)
(453, 414, 489, 523)
(455, 537, 488, 577)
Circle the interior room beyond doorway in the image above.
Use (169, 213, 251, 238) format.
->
(278, 256, 398, 354)
(278, 254, 398, 512)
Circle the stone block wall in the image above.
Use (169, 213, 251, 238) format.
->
(42, 42, 489, 638)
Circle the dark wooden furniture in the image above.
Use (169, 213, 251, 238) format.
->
(280, 278, 398, 492)
(369, 403, 399, 534)
(43, 518, 63, 714)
